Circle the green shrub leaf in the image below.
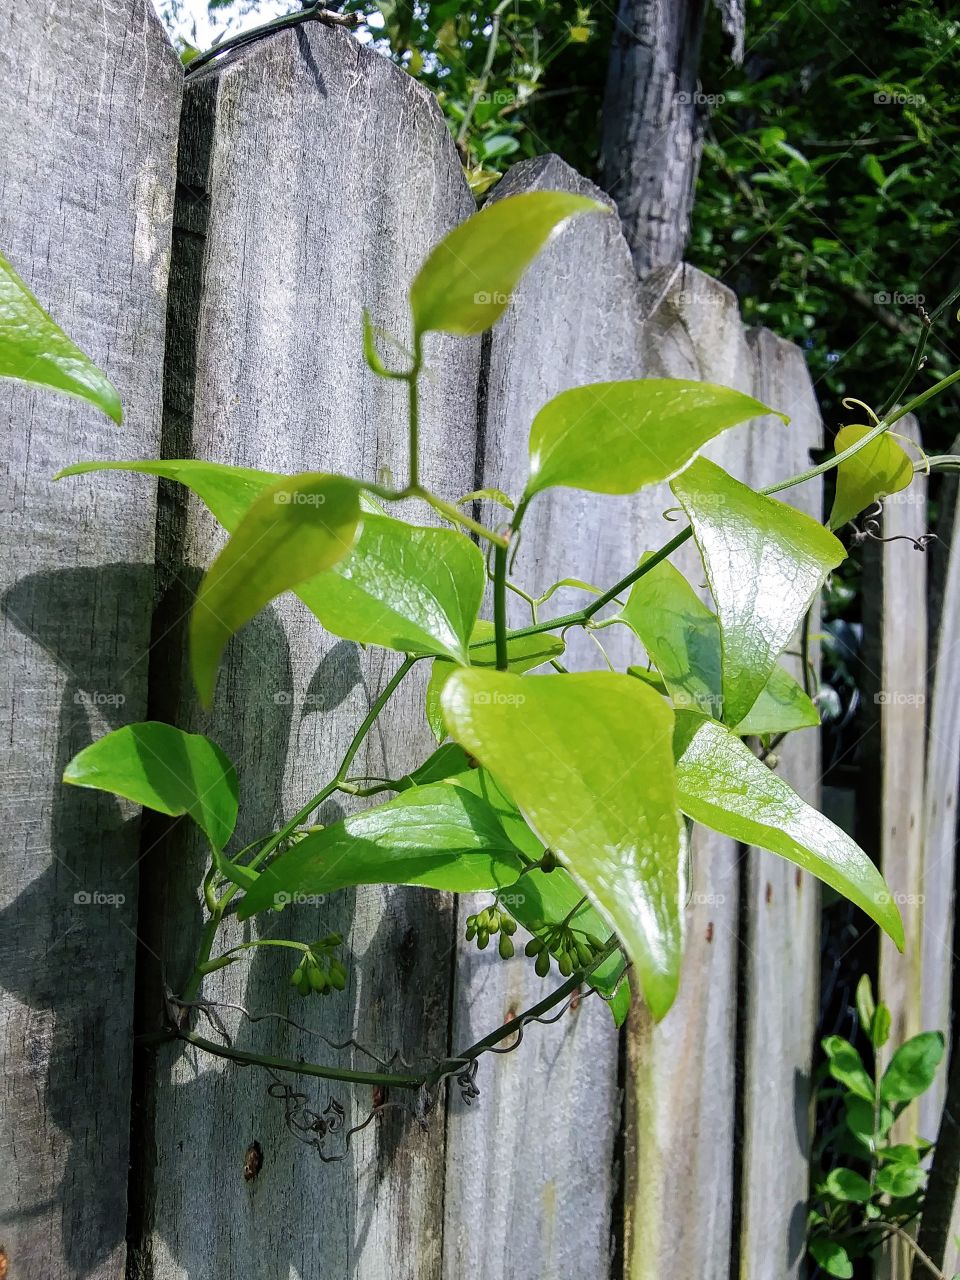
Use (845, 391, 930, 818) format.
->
(440, 669, 685, 1020)
(880, 1031, 945, 1102)
(63, 722, 238, 852)
(409, 190, 604, 337)
(828, 424, 914, 529)
(875, 1163, 925, 1197)
(295, 515, 484, 663)
(809, 1238, 853, 1278)
(191, 473, 361, 705)
(671, 457, 845, 726)
(674, 713, 903, 946)
(823, 1167, 873, 1203)
(525, 378, 784, 499)
(0, 250, 122, 422)
(822, 1035, 876, 1101)
(237, 781, 526, 916)
(619, 556, 819, 732)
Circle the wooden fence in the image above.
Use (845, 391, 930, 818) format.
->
(0, 5, 957, 1279)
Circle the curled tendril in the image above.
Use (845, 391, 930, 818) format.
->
(848, 501, 937, 552)
(266, 1076, 407, 1162)
(661, 505, 683, 522)
(841, 397, 882, 425)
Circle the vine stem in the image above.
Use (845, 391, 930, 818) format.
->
(180, 655, 417, 1000)
(493, 542, 509, 669)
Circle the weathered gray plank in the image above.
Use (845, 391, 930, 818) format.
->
(625, 266, 768, 1280)
(442, 155, 645, 1280)
(0, 3, 181, 1277)
(737, 327, 823, 1280)
(127, 27, 479, 1279)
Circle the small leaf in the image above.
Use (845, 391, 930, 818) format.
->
(822, 1035, 876, 1102)
(396, 743, 473, 790)
(671, 457, 846, 726)
(409, 190, 605, 337)
(295, 515, 485, 663)
(237, 782, 525, 917)
(425, 623, 565, 741)
(880, 1032, 945, 1102)
(191, 473, 361, 705)
(875, 1163, 925, 1197)
(845, 1094, 893, 1146)
(871, 1003, 892, 1050)
(823, 1167, 873, 1203)
(828, 424, 914, 529)
(618, 556, 818, 732)
(63, 722, 238, 852)
(809, 1238, 854, 1277)
(441, 669, 685, 1019)
(0, 250, 122, 422)
(856, 973, 876, 1037)
(879, 1144, 920, 1166)
(674, 713, 904, 946)
(525, 378, 784, 499)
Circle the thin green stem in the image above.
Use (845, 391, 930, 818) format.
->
(407, 335, 423, 489)
(493, 543, 509, 670)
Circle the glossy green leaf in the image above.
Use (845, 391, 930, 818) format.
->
(871, 1003, 892, 1049)
(191, 473, 361, 706)
(395, 743, 473, 790)
(823, 1167, 873, 1203)
(822, 1035, 876, 1102)
(845, 1094, 893, 1146)
(409, 190, 604, 337)
(525, 378, 784, 499)
(674, 713, 903, 946)
(828, 424, 914, 529)
(425, 622, 565, 741)
(809, 1238, 853, 1279)
(448, 765, 630, 1024)
(618, 556, 819, 732)
(441, 669, 685, 1020)
(56, 458, 278, 527)
(875, 1163, 925, 1197)
(880, 1031, 945, 1102)
(671, 457, 845, 726)
(295, 515, 485, 663)
(855, 972, 876, 1036)
(63, 722, 238, 852)
(0, 250, 122, 422)
(237, 781, 525, 917)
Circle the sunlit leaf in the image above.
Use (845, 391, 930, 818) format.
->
(880, 1031, 945, 1102)
(822, 1036, 876, 1102)
(409, 190, 605, 336)
(875, 1163, 925, 1197)
(828, 424, 914, 529)
(295, 515, 485, 663)
(0, 250, 122, 422)
(809, 1238, 853, 1279)
(674, 713, 904, 947)
(441, 669, 685, 1019)
(526, 378, 784, 499)
(823, 1167, 873, 1203)
(191, 473, 361, 706)
(671, 457, 845, 726)
(237, 781, 525, 917)
(63, 722, 238, 852)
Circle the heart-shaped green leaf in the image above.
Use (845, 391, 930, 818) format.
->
(425, 622, 566, 741)
(56, 458, 278, 527)
(828, 424, 914, 529)
(191, 472, 361, 706)
(440, 669, 685, 1020)
(674, 713, 904, 946)
(409, 190, 605, 337)
(237, 781, 525, 917)
(63, 722, 238, 852)
(0, 250, 122, 422)
(880, 1031, 945, 1102)
(525, 378, 784, 499)
(619, 557, 819, 733)
(671, 457, 845, 726)
(295, 515, 485, 663)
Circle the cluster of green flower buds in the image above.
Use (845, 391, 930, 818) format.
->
(289, 933, 347, 997)
(523, 922, 604, 979)
(465, 905, 517, 959)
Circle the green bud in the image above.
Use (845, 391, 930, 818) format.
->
(329, 964, 346, 991)
(558, 952, 573, 977)
(477, 928, 489, 950)
(575, 940, 593, 967)
(501, 916, 517, 936)
(535, 950, 551, 978)
(307, 961, 326, 992)
(465, 922, 477, 941)
(524, 937, 542, 957)
(498, 934, 514, 960)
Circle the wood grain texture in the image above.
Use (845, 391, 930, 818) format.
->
(737, 327, 823, 1280)
(442, 155, 644, 1280)
(127, 27, 479, 1280)
(625, 265, 757, 1280)
(0, 3, 180, 1277)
